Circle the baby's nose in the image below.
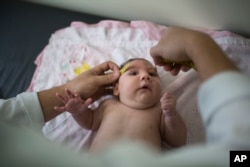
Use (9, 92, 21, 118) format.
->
(141, 73, 151, 81)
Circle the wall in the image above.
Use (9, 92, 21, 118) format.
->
(25, 0, 250, 37)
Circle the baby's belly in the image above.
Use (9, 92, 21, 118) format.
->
(89, 121, 162, 152)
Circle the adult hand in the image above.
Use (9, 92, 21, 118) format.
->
(150, 27, 237, 78)
(38, 61, 120, 122)
(66, 61, 120, 100)
(150, 27, 199, 75)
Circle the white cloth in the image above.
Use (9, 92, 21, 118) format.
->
(1, 71, 250, 167)
(198, 71, 250, 149)
(0, 92, 44, 131)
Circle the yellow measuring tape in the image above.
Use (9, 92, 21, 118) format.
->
(163, 59, 197, 71)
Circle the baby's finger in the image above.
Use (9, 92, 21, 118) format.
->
(65, 88, 75, 98)
(161, 104, 169, 111)
(54, 106, 67, 112)
(165, 92, 175, 99)
(56, 93, 68, 103)
(161, 92, 171, 100)
(162, 109, 176, 116)
(84, 98, 93, 106)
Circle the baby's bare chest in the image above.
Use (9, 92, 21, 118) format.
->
(90, 104, 163, 151)
(100, 106, 162, 137)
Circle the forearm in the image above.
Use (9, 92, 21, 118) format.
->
(162, 112, 187, 147)
(198, 72, 250, 148)
(186, 31, 238, 81)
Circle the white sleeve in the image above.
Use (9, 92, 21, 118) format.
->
(198, 71, 250, 148)
(0, 92, 45, 130)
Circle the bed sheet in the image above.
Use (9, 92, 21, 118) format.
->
(27, 20, 250, 151)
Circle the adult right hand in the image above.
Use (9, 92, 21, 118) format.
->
(150, 27, 237, 79)
(150, 27, 202, 75)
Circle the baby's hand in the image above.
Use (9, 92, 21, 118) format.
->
(54, 89, 92, 115)
(160, 92, 177, 116)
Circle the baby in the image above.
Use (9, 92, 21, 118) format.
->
(55, 58, 187, 152)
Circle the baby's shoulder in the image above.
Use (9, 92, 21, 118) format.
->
(99, 97, 119, 108)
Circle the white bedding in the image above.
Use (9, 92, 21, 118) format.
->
(27, 20, 250, 151)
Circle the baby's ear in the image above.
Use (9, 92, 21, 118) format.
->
(113, 83, 120, 96)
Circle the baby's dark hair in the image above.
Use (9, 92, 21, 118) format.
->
(119, 58, 152, 69)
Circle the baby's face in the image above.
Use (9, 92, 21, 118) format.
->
(114, 59, 162, 109)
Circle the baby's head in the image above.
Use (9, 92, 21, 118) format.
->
(113, 58, 162, 109)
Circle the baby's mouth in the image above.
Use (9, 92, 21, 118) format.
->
(140, 85, 151, 91)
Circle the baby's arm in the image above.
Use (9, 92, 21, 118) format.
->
(160, 92, 187, 147)
(54, 89, 95, 130)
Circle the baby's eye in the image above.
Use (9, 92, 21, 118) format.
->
(149, 72, 158, 77)
(128, 71, 138, 76)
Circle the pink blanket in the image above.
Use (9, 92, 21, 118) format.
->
(27, 20, 250, 151)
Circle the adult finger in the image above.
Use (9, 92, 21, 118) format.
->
(91, 61, 120, 76)
(181, 65, 191, 72)
(163, 64, 174, 71)
(150, 46, 166, 66)
(170, 65, 181, 76)
(91, 61, 120, 86)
